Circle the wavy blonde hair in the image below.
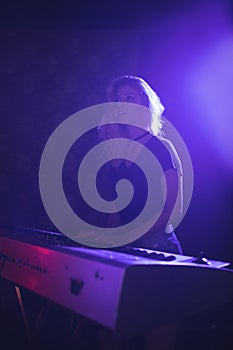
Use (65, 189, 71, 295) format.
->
(106, 75, 164, 137)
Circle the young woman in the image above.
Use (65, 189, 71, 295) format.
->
(98, 75, 183, 254)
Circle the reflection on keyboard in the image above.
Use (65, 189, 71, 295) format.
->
(111, 245, 176, 261)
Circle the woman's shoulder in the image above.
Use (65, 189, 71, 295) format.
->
(149, 135, 183, 175)
(147, 135, 175, 155)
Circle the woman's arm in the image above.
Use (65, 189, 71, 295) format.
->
(149, 167, 183, 233)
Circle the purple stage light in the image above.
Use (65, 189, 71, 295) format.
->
(182, 1, 233, 169)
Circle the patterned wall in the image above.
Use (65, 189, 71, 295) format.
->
(0, 28, 139, 231)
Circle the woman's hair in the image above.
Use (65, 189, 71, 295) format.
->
(106, 75, 164, 136)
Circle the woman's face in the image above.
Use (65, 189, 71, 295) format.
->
(99, 83, 148, 141)
(114, 84, 144, 105)
(112, 84, 150, 139)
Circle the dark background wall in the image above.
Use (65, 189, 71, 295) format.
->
(1, 0, 233, 261)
